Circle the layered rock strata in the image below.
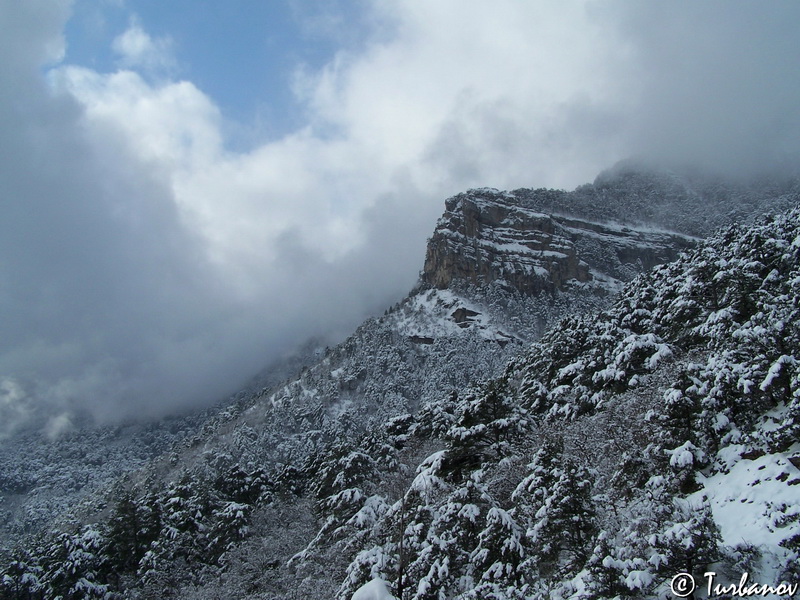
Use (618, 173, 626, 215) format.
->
(422, 188, 696, 294)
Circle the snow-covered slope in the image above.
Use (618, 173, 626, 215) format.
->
(326, 208, 800, 599)
(2, 164, 798, 600)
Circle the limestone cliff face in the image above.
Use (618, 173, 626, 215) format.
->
(421, 188, 696, 295)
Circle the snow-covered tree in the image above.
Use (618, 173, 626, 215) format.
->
(512, 441, 598, 579)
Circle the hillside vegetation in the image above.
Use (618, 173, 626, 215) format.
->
(2, 171, 799, 599)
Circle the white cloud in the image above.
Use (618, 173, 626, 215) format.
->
(1, 0, 799, 432)
(111, 18, 176, 75)
(0, 378, 33, 440)
(52, 66, 221, 168)
(52, 0, 632, 285)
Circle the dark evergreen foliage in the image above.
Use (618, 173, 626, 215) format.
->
(3, 171, 800, 599)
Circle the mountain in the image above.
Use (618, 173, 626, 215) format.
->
(331, 207, 800, 599)
(421, 187, 696, 294)
(1, 164, 798, 600)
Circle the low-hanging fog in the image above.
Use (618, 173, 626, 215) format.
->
(2, 0, 799, 436)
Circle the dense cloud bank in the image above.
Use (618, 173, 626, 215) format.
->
(1, 0, 799, 435)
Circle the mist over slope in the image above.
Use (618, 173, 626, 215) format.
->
(1, 164, 799, 599)
(5, 0, 800, 454)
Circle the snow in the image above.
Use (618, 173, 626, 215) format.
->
(457, 503, 480, 523)
(697, 449, 800, 576)
(411, 451, 448, 497)
(646, 343, 673, 369)
(760, 355, 796, 391)
(625, 570, 655, 590)
(387, 288, 512, 342)
(348, 495, 389, 528)
(669, 441, 700, 468)
(712, 412, 730, 432)
(5, 178, 800, 600)
(351, 578, 397, 600)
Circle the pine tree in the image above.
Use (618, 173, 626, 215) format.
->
(106, 491, 161, 575)
(512, 440, 598, 579)
(207, 500, 250, 564)
(406, 478, 489, 600)
(652, 382, 707, 495)
(441, 379, 528, 481)
(469, 506, 525, 588)
(214, 464, 270, 505)
(651, 499, 721, 592)
(584, 531, 632, 600)
(41, 526, 111, 600)
(0, 550, 45, 600)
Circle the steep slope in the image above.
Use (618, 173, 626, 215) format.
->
(538, 160, 800, 237)
(1, 165, 798, 600)
(0, 339, 327, 557)
(329, 209, 800, 599)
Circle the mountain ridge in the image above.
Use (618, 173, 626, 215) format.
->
(421, 187, 697, 295)
(2, 163, 799, 600)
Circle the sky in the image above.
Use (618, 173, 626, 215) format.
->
(1, 0, 800, 437)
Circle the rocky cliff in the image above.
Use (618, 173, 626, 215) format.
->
(4, 165, 799, 600)
(421, 188, 697, 295)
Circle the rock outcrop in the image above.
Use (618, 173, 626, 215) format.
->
(421, 188, 697, 294)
